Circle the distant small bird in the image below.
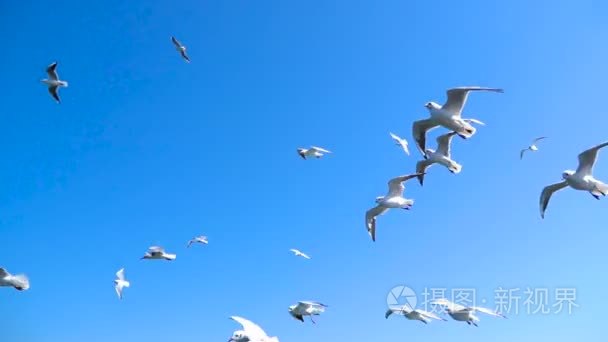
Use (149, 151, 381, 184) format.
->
(289, 249, 311, 259)
(187, 236, 208, 248)
(41, 62, 68, 103)
(540, 141, 608, 218)
(171, 36, 191, 63)
(412, 86, 502, 155)
(140, 246, 176, 261)
(365, 173, 422, 242)
(114, 268, 130, 299)
(431, 298, 506, 326)
(385, 305, 447, 324)
(389, 132, 410, 155)
(520, 137, 548, 159)
(415, 131, 462, 185)
(288, 301, 328, 324)
(297, 146, 331, 159)
(229, 316, 279, 342)
(0, 268, 29, 291)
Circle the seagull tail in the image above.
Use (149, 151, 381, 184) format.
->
(12, 274, 30, 290)
(164, 254, 177, 261)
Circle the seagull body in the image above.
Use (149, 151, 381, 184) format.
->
(385, 305, 447, 324)
(289, 249, 311, 259)
(187, 236, 208, 248)
(412, 87, 503, 155)
(0, 268, 30, 291)
(389, 132, 410, 155)
(520, 137, 547, 159)
(41, 62, 68, 103)
(297, 146, 331, 159)
(141, 246, 176, 260)
(431, 298, 505, 326)
(229, 316, 279, 342)
(171, 36, 190, 63)
(365, 173, 422, 242)
(540, 142, 608, 218)
(288, 301, 328, 324)
(114, 268, 130, 299)
(416, 131, 461, 185)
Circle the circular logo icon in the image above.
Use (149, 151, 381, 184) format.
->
(387, 285, 417, 309)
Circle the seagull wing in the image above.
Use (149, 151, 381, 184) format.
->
(387, 174, 420, 197)
(436, 131, 457, 157)
(46, 62, 59, 80)
(442, 87, 504, 116)
(416, 309, 447, 321)
(390, 132, 409, 155)
(539, 181, 569, 219)
(48, 86, 60, 103)
(300, 301, 327, 308)
(310, 146, 331, 154)
(180, 50, 191, 63)
(412, 119, 439, 155)
(0, 268, 8, 278)
(520, 148, 528, 160)
(116, 268, 126, 281)
(576, 142, 608, 176)
(533, 136, 548, 144)
(471, 306, 506, 318)
(115, 282, 123, 299)
(230, 316, 268, 339)
(415, 159, 434, 186)
(171, 36, 182, 48)
(365, 205, 389, 242)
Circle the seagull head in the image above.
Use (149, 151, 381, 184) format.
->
(288, 305, 297, 315)
(424, 101, 441, 111)
(229, 331, 246, 342)
(562, 170, 575, 180)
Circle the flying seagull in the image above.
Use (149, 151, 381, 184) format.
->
(520, 137, 548, 159)
(389, 132, 410, 155)
(540, 141, 608, 218)
(431, 298, 506, 326)
(412, 86, 503, 155)
(229, 316, 279, 342)
(140, 246, 177, 261)
(415, 132, 462, 185)
(288, 301, 328, 324)
(289, 248, 311, 259)
(0, 268, 29, 291)
(171, 36, 190, 63)
(385, 305, 447, 324)
(41, 62, 68, 103)
(297, 146, 331, 160)
(187, 236, 208, 248)
(114, 268, 130, 299)
(365, 173, 422, 242)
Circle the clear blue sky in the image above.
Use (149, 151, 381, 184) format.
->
(1, 0, 606, 341)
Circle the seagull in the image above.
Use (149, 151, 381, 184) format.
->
(41, 62, 68, 103)
(385, 304, 447, 324)
(540, 141, 608, 218)
(520, 137, 548, 159)
(430, 298, 506, 327)
(389, 132, 410, 155)
(288, 301, 328, 324)
(365, 173, 422, 242)
(229, 316, 279, 342)
(297, 146, 331, 160)
(140, 246, 176, 260)
(187, 236, 208, 248)
(289, 249, 311, 259)
(114, 268, 130, 299)
(0, 268, 29, 291)
(415, 131, 461, 185)
(412, 86, 503, 155)
(171, 36, 190, 63)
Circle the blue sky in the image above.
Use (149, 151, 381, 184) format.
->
(1, 0, 607, 341)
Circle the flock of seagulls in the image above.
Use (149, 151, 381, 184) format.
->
(1, 28, 604, 340)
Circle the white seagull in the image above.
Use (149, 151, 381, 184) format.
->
(412, 86, 503, 155)
(365, 173, 422, 242)
(385, 304, 447, 324)
(187, 235, 208, 248)
(289, 249, 311, 259)
(140, 246, 177, 261)
(415, 131, 462, 185)
(0, 268, 30, 291)
(540, 141, 608, 218)
(114, 268, 130, 299)
(288, 301, 328, 324)
(41, 62, 68, 103)
(297, 146, 331, 160)
(229, 316, 279, 342)
(431, 298, 506, 327)
(389, 132, 410, 155)
(520, 137, 548, 160)
(171, 36, 190, 63)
